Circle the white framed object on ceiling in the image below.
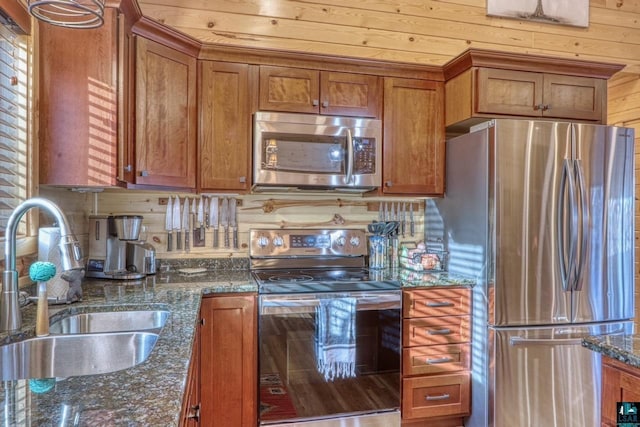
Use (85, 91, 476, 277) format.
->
(487, 0, 589, 28)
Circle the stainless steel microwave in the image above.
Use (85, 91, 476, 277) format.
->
(253, 112, 382, 192)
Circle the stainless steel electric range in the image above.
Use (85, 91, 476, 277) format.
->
(250, 229, 401, 427)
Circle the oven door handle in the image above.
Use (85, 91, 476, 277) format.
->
(260, 292, 401, 313)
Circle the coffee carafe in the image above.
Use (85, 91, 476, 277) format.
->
(85, 215, 156, 280)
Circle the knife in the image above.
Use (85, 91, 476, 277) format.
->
(182, 197, 190, 253)
(204, 196, 210, 229)
(229, 198, 238, 249)
(401, 202, 406, 238)
(221, 197, 229, 248)
(173, 196, 182, 250)
(198, 197, 205, 241)
(165, 196, 173, 251)
(210, 196, 219, 248)
(409, 202, 415, 237)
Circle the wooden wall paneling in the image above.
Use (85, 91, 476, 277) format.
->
(137, 0, 640, 73)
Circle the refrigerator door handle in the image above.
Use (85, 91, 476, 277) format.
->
(510, 336, 583, 346)
(573, 159, 589, 292)
(557, 159, 578, 292)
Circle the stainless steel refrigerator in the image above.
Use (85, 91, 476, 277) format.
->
(431, 119, 635, 427)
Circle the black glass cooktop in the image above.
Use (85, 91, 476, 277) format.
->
(253, 268, 400, 294)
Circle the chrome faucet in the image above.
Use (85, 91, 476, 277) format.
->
(1, 198, 83, 332)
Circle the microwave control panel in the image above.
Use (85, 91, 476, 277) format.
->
(353, 138, 376, 174)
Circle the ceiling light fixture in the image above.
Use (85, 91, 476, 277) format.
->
(27, 0, 104, 29)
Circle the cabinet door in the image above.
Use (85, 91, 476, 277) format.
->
(200, 295, 257, 427)
(383, 78, 445, 195)
(259, 66, 319, 113)
(475, 68, 544, 117)
(199, 62, 251, 192)
(602, 357, 640, 425)
(543, 74, 604, 121)
(320, 72, 381, 117)
(135, 37, 197, 188)
(39, 8, 118, 186)
(181, 319, 201, 427)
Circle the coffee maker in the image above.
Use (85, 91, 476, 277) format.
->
(85, 215, 156, 280)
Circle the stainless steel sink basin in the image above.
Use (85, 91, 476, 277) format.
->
(0, 331, 159, 380)
(49, 309, 170, 334)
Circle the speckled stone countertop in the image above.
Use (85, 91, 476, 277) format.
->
(0, 258, 472, 426)
(583, 334, 640, 369)
(0, 265, 255, 426)
(396, 269, 475, 288)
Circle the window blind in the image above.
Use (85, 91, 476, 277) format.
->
(0, 21, 28, 238)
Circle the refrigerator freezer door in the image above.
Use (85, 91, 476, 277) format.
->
(571, 124, 635, 323)
(490, 322, 632, 427)
(491, 120, 573, 326)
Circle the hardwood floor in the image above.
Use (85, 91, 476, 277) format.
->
(259, 310, 401, 420)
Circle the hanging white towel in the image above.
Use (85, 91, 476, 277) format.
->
(315, 297, 357, 381)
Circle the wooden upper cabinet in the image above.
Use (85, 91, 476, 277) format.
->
(259, 66, 380, 117)
(135, 37, 197, 188)
(39, 8, 119, 186)
(443, 49, 621, 132)
(474, 68, 604, 121)
(383, 78, 445, 196)
(199, 61, 252, 192)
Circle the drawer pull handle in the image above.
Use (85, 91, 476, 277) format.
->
(426, 393, 450, 401)
(427, 328, 451, 335)
(426, 357, 453, 364)
(425, 301, 455, 308)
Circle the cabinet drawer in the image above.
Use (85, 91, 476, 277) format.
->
(403, 316, 470, 347)
(403, 288, 470, 318)
(402, 373, 470, 420)
(403, 344, 470, 376)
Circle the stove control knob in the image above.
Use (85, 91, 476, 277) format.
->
(336, 236, 346, 247)
(273, 236, 284, 247)
(349, 236, 361, 247)
(257, 236, 270, 248)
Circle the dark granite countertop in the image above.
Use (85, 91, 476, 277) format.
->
(0, 268, 255, 426)
(0, 259, 472, 426)
(583, 334, 640, 369)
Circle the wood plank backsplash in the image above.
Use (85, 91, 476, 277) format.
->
(40, 187, 425, 259)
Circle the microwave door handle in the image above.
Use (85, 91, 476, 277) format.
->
(345, 128, 354, 185)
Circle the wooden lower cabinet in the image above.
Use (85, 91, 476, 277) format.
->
(180, 319, 201, 427)
(602, 356, 640, 426)
(402, 373, 470, 420)
(402, 288, 471, 425)
(200, 294, 257, 427)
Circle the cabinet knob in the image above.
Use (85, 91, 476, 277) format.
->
(187, 404, 200, 421)
(239, 176, 246, 183)
(140, 170, 149, 177)
(321, 100, 329, 108)
(124, 165, 132, 173)
(544, 104, 551, 111)
(312, 99, 319, 106)
(533, 104, 545, 111)
(385, 181, 393, 187)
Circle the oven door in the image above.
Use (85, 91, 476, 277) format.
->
(258, 290, 401, 425)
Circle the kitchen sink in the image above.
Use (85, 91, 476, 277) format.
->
(0, 331, 159, 380)
(49, 309, 170, 334)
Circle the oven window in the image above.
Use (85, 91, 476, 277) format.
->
(259, 293, 401, 423)
(261, 133, 346, 174)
